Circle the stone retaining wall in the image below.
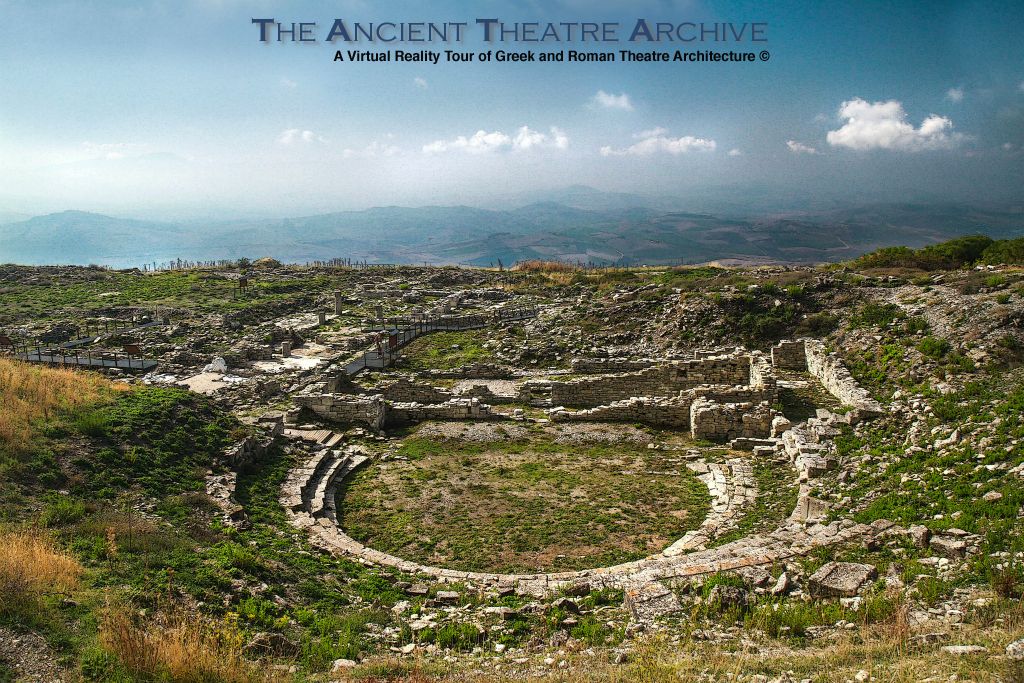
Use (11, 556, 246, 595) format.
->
(803, 340, 884, 418)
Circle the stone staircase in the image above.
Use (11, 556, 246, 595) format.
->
(280, 438, 370, 524)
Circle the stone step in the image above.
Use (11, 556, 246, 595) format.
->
(298, 449, 337, 504)
(309, 453, 351, 518)
(281, 449, 333, 511)
(323, 453, 371, 523)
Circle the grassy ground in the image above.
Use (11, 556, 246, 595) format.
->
(398, 330, 495, 371)
(339, 432, 711, 573)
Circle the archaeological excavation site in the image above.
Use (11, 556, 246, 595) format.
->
(2, 248, 1024, 682)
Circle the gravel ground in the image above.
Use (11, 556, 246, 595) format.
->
(0, 628, 67, 683)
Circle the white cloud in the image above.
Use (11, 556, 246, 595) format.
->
(1019, 81, 1024, 93)
(600, 128, 715, 156)
(413, 77, 428, 90)
(280, 77, 297, 89)
(423, 126, 568, 154)
(278, 129, 324, 145)
(727, 148, 743, 157)
(825, 98, 964, 151)
(591, 90, 634, 111)
(786, 140, 818, 154)
(1004, 142, 1016, 151)
(945, 87, 964, 103)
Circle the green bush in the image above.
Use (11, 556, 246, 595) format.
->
(41, 496, 87, 527)
(981, 237, 1024, 265)
(851, 303, 904, 328)
(917, 336, 951, 359)
(853, 235, 994, 271)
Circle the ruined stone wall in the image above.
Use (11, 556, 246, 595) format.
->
(803, 340, 884, 417)
(550, 385, 774, 430)
(294, 385, 387, 430)
(387, 398, 493, 424)
(747, 352, 777, 395)
(550, 396, 691, 428)
(771, 340, 809, 371)
(569, 358, 663, 374)
(376, 377, 453, 404)
(690, 398, 773, 442)
(459, 384, 516, 404)
(547, 357, 753, 408)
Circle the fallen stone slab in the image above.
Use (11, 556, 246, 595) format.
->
(807, 561, 877, 598)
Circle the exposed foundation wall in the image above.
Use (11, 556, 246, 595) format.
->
(458, 384, 516, 404)
(420, 363, 515, 379)
(550, 396, 691, 428)
(544, 358, 754, 408)
(294, 384, 495, 429)
(569, 358, 663, 374)
(549, 384, 775, 434)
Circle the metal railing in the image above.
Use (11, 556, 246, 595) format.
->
(344, 305, 539, 375)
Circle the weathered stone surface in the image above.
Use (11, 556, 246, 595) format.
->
(929, 535, 968, 559)
(624, 583, 681, 621)
(807, 562, 877, 597)
(907, 524, 931, 549)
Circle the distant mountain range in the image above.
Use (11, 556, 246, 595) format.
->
(1, 190, 1022, 268)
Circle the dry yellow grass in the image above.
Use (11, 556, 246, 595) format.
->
(0, 528, 83, 617)
(0, 358, 117, 453)
(512, 260, 580, 273)
(100, 608, 283, 683)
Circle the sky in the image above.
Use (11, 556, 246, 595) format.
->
(0, 0, 1022, 219)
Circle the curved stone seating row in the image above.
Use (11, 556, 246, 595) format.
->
(289, 442, 889, 596)
(663, 458, 756, 556)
